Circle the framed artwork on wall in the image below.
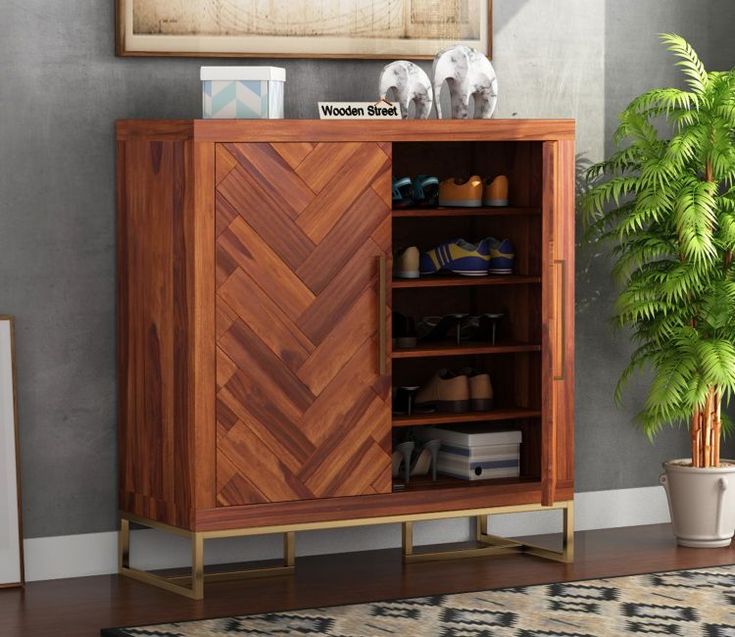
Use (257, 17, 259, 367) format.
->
(0, 316, 23, 588)
(116, 0, 492, 59)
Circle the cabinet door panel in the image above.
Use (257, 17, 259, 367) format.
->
(214, 142, 392, 506)
(541, 140, 575, 505)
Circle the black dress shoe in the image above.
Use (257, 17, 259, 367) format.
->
(392, 312, 417, 348)
(417, 314, 468, 343)
(392, 386, 435, 415)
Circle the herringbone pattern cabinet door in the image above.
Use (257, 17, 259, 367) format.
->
(214, 142, 393, 506)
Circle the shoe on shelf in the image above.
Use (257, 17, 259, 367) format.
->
(392, 441, 415, 484)
(485, 238, 515, 275)
(393, 312, 417, 348)
(413, 174, 440, 207)
(459, 367, 495, 411)
(395, 246, 420, 279)
(479, 312, 505, 344)
(438, 175, 483, 207)
(457, 313, 506, 344)
(392, 176, 414, 208)
(416, 314, 470, 343)
(410, 439, 441, 481)
(392, 385, 428, 416)
(415, 369, 470, 413)
(483, 175, 509, 206)
(420, 239, 491, 277)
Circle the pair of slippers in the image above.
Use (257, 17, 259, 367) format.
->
(392, 175, 439, 208)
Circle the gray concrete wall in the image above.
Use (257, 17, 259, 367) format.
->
(0, 0, 733, 539)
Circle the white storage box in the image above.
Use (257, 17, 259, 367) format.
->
(418, 425, 522, 481)
(201, 67, 285, 119)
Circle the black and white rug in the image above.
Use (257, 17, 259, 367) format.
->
(103, 565, 735, 636)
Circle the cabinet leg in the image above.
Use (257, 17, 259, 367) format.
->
(402, 522, 414, 557)
(284, 532, 295, 567)
(192, 533, 205, 599)
(119, 517, 130, 571)
(118, 515, 296, 599)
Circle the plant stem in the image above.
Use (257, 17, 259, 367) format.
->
(703, 388, 713, 468)
(714, 389, 721, 467)
(691, 410, 702, 468)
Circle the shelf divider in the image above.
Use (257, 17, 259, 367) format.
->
(392, 341, 540, 359)
(392, 207, 540, 218)
(393, 275, 540, 289)
(393, 407, 541, 427)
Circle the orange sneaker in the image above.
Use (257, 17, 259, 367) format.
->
(483, 175, 509, 206)
(438, 176, 483, 207)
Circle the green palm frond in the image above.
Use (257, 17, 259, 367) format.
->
(581, 35, 735, 442)
(660, 33, 709, 94)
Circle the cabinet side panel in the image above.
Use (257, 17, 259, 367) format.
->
(117, 137, 195, 528)
(555, 139, 575, 488)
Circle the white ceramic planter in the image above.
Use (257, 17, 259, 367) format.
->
(660, 459, 735, 548)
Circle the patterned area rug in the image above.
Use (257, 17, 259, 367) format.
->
(103, 565, 735, 636)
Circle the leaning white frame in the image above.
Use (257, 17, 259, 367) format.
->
(0, 316, 24, 587)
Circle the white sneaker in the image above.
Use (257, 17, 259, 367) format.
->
(395, 246, 420, 279)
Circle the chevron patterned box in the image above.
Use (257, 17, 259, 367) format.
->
(201, 67, 285, 119)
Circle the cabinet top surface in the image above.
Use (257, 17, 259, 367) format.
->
(116, 118, 575, 142)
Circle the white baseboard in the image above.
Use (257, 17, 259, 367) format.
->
(23, 485, 670, 582)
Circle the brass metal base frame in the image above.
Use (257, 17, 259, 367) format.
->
(119, 501, 574, 599)
(402, 500, 574, 563)
(119, 515, 295, 600)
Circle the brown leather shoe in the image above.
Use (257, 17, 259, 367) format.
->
(469, 372, 494, 411)
(415, 369, 470, 413)
(459, 367, 494, 411)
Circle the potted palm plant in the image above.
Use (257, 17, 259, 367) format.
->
(583, 34, 735, 547)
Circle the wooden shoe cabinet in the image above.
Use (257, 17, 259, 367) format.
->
(116, 119, 575, 598)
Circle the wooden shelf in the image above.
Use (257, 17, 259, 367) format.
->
(393, 407, 541, 427)
(393, 274, 540, 288)
(393, 474, 540, 493)
(392, 207, 540, 218)
(392, 340, 540, 359)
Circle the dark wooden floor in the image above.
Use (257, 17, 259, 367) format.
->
(1, 523, 734, 637)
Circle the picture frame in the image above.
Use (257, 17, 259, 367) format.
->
(0, 316, 24, 588)
(116, 0, 492, 59)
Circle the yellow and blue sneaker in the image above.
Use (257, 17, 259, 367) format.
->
(420, 239, 491, 277)
(486, 238, 515, 274)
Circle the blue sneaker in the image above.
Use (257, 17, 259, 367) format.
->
(413, 175, 440, 207)
(485, 238, 515, 274)
(392, 176, 414, 208)
(420, 239, 491, 277)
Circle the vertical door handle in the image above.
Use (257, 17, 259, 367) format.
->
(553, 259, 566, 381)
(377, 255, 387, 375)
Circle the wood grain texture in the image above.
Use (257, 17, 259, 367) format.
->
(555, 139, 576, 488)
(192, 141, 217, 513)
(116, 119, 575, 143)
(195, 483, 573, 531)
(117, 138, 197, 528)
(392, 275, 542, 288)
(117, 120, 574, 533)
(541, 141, 557, 506)
(214, 142, 393, 507)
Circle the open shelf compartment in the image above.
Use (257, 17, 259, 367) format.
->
(389, 139, 545, 493)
